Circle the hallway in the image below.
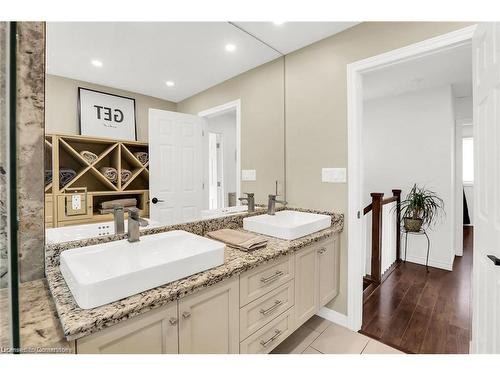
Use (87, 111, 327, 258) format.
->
(360, 227, 473, 354)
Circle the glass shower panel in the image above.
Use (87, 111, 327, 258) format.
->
(0, 21, 19, 353)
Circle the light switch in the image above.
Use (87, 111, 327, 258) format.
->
(242, 169, 256, 181)
(322, 168, 347, 183)
(72, 194, 81, 210)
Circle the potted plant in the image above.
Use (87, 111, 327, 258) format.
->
(400, 184, 444, 232)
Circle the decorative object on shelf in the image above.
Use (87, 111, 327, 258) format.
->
(101, 198, 137, 210)
(99, 198, 138, 215)
(79, 150, 98, 164)
(59, 168, 77, 188)
(133, 151, 148, 165)
(99, 167, 118, 184)
(400, 184, 444, 232)
(121, 169, 132, 183)
(78, 87, 137, 141)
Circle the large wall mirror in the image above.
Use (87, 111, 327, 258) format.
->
(44, 22, 285, 243)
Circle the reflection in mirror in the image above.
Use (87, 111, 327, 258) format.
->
(44, 22, 285, 243)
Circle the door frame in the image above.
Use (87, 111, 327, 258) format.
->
(345, 25, 477, 331)
(198, 99, 241, 205)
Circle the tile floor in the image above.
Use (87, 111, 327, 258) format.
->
(271, 315, 403, 354)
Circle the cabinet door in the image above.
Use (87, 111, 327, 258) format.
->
(77, 302, 178, 354)
(318, 236, 340, 307)
(294, 244, 319, 327)
(178, 277, 239, 354)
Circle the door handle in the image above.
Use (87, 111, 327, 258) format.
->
(487, 255, 500, 265)
(151, 197, 164, 204)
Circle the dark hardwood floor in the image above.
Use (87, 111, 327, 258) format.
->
(360, 226, 473, 354)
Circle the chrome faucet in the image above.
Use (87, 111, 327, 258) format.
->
(127, 207, 147, 242)
(267, 194, 287, 215)
(238, 192, 255, 212)
(113, 205, 125, 235)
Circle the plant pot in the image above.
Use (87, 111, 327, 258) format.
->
(404, 218, 423, 232)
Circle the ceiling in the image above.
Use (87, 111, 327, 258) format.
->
(46, 22, 358, 103)
(363, 43, 472, 101)
(232, 22, 358, 54)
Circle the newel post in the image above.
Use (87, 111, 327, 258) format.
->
(370, 193, 384, 284)
(392, 189, 402, 261)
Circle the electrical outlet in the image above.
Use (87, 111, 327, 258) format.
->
(72, 194, 81, 210)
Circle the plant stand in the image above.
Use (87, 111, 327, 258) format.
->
(402, 228, 430, 272)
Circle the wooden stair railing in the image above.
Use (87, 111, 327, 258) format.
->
(363, 189, 402, 286)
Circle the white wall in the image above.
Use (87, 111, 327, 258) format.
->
(455, 96, 473, 120)
(453, 95, 473, 254)
(461, 117, 474, 226)
(206, 111, 237, 207)
(363, 85, 456, 270)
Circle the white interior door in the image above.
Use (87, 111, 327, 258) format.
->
(471, 23, 500, 354)
(208, 133, 219, 209)
(149, 109, 205, 225)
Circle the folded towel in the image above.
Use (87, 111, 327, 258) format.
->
(45, 169, 52, 185)
(100, 198, 138, 210)
(121, 169, 132, 183)
(207, 229, 268, 252)
(133, 151, 148, 165)
(99, 206, 136, 215)
(80, 150, 98, 164)
(99, 167, 118, 183)
(59, 168, 76, 188)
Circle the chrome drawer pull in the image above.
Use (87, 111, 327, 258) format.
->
(260, 270, 284, 284)
(182, 311, 191, 319)
(169, 317, 178, 325)
(259, 300, 283, 315)
(317, 247, 326, 254)
(260, 329, 282, 347)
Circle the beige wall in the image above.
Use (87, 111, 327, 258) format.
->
(45, 75, 177, 142)
(177, 58, 285, 206)
(285, 22, 474, 314)
(38, 22, 475, 317)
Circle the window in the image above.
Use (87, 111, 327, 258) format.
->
(462, 137, 474, 184)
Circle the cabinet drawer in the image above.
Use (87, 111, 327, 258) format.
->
(240, 280, 294, 340)
(239, 307, 294, 354)
(240, 255, 294, 306)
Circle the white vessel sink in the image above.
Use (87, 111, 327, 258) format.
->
(60, 230, 225, 309)
(243, 210, 331, 240)
(45, 218, 160, 245)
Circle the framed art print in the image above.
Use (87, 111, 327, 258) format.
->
(78, 87, 137, 141)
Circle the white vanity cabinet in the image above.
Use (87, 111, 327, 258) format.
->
(295, 237, 340, 327)
(178, 277, 239, 354)
(76, 278, 238, 354)
(73, 234, 340, 354)
(76, 301, 179, 354)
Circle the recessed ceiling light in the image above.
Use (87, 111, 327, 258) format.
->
(273, 21, 285, 25)
(91, 59, 103, 67)
(225, 43, 236, 52)
(165, 81, 175, 87)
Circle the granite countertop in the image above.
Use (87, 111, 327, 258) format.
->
(0, 279, 71, 353)
(45, 208, 344, 342)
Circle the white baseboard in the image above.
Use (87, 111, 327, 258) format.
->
(316, 307, 349, 329)
(404, 254, 453, 271)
